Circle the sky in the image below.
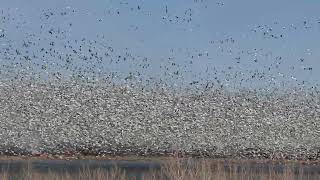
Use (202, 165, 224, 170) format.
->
(1, 0, 320, 89)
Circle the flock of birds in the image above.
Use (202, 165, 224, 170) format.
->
(0, 1, 318, 91)
(0, 1, 320, 159)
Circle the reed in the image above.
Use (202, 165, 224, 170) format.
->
(0, 158, 318, 180)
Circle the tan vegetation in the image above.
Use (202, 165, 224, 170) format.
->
(1, 158, 318, 180)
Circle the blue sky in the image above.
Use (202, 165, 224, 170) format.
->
(1, 0, 320, 89)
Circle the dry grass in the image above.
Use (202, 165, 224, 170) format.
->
(1, 167, 129, 180)
(160, 158, 310, 180)
(0, 158, 319, 180)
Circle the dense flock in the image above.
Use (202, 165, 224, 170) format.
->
(0, 1, 319, 160)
